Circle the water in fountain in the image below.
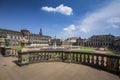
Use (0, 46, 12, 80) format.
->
(53, 40, 57, 49)
(41, 36, 67, 51)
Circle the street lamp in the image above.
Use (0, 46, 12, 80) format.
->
(78, 38, 80, 47)
(5, 34, 11, 48)
(4, 34, 11, 56)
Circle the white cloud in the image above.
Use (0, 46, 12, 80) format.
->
(61, 0, 120, 38)
(108, 17, 120, 23)
(79, 0, 120, 33)
(42, 7, 55, 12)
(41, 4, 73, 16)
(64, 24, 76, 31)
(60, 24, 77, 38)
(107, 17, 120, 29)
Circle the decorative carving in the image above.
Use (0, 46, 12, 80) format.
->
(107, 57, 119, 71)
(21, 54, 29, 64)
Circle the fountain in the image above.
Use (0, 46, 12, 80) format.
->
(40, 36, 67, 51)
(52, 39, 57, 49)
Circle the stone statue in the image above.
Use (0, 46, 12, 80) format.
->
(5, 34, 11, 48)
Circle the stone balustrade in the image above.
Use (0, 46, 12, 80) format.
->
(18, 51, 120, 74)
(0, 47, 18, 57)
(9, 49, 18, 57)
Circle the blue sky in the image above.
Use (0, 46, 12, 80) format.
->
(0, 0, 120, 39)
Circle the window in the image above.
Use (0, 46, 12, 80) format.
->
(12, 36, 15, 39)
(16, 36, 18, 39)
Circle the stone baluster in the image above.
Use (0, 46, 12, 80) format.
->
(83, 54, 86, 63)
(117, 58, 120, 72)
(49, 52, 51, 59)
(58, 52, 61, 59)
(61, 52, 63, 60)
(73, 53, 75, 61)
(87, 54, 90, 64)
(76, 53, 78, 62)
(79, 54, 82, 62)
(34, 53, 37, 62)
(44, 52, 46, 60)
(91, 54, 94, 64)
(29, 54, 31, 63)
(101, 56, 104, 67)
(96, 55, 99, 65)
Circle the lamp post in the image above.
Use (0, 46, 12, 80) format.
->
(83, 38, 85, 47)
(4, 34, 11, 56)
(5, 34, 10, 48)
(53, 36, 57, 49)
(78, 38, 80, 47)
(69, 38, 71, 49)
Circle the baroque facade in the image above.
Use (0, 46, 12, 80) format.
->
(0, 28, 51, 46)
(84, 34, 115, 47)
(113, 36, 120, 50)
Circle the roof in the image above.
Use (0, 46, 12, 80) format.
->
(67, 37, 77, 40)
(0, 28, 21, 34)
(115, 36, 120, 40)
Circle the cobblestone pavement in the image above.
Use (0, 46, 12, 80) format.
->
(0, 55, 119, 80)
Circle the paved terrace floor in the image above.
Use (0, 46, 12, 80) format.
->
(0, 55, 119, 80)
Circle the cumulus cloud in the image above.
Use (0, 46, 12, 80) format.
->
(41, 4, 73, 16)
(107, 17, 120, 28)
(64, 24, 76, 31)
(61, 0, 120, 38)
(79, 0, 120, 33)
(60, 24, 78, 38)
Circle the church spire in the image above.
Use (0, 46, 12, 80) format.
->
(39, 28, 42, 36)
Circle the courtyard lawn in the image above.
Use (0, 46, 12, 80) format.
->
(10, 46, 22, 51)
(73, 46, 120, 55)
(106, 51, 120, 55)
(72, 46, 95, 53)
(80, 47, 95, 53)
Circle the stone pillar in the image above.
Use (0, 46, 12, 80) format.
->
(4, 47, 11, 57)
(18, 53, 29, 66)
(107, 57, 119, 73)
(0, 47, 5, 55)
(0, 47, 11, 57)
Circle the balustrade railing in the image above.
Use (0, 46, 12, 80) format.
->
(0, 47, 18, 57)
(9, 49, 18, 57)
(18, 51, 120, 74)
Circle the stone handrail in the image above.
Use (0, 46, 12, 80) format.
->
(9, 49, 18, 57)
(18, 50, 120, 74)
(0, 47, 18, 57)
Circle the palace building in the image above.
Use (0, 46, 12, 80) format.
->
(84, 34, 115, 47)
(113, 36, 120, 51)
(0, 28, 51, 46)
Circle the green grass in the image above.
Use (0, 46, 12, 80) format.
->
(80, 46, 94, 49)
(106, 51, 120, 55)
(103, 47, 120, 55)
(72, 46, 95, 53)
(73, 46, 120, 55)
(79, 49, 94, 53)
(10, 46, 22, 51)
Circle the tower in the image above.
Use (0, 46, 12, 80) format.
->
(39, 28, 43, 36)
